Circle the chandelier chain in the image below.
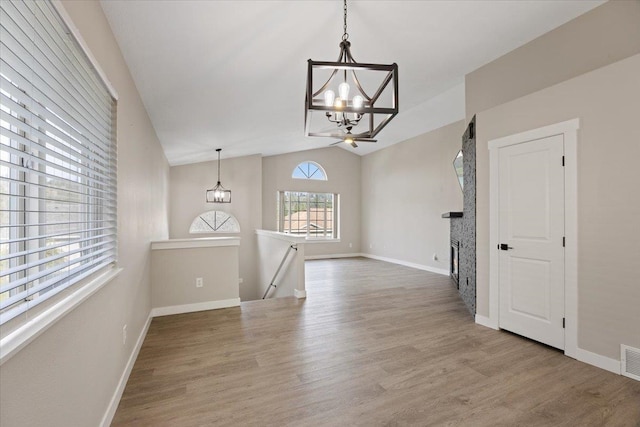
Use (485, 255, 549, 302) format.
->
(342, 0, 349, 41)
(216, 148, 221, 183)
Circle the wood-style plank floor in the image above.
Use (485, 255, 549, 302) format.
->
(112, 257, 640, 426)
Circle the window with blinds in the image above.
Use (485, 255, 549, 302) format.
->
(0, 0, 117, 326)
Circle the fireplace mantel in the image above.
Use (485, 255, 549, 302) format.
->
(441, 211, 463, 218)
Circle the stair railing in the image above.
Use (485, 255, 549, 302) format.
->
(262, 244, 298, 299)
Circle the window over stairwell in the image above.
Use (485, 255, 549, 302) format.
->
(292, 161, 327, 180)
(279, 161, 337, 239)
(277, 191, 338, 239)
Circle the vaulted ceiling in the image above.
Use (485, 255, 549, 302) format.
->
(100, 1, 603, 165)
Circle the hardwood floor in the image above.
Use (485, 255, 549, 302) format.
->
(112, 257, 640, 426)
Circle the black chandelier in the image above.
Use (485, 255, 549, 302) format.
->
(304, 0, 398, 148)
(206, 148, 231, 203)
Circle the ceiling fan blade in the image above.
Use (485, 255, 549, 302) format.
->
(329, 140, 343, 146)
(353, 138, 377, 143)
(351, 141, 358, 148)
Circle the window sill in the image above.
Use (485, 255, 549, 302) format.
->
(0, 266, 123, 366)
(304, 238, 341, 244)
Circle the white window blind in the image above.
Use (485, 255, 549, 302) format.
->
(0, 0, 117, 326)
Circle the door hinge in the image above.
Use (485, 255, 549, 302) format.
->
(562, 237, 565, 247)
(562, 156, 565, 166)
(562, 318, 565, 329)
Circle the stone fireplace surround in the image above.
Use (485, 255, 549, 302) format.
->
(442, 117, 476, 315)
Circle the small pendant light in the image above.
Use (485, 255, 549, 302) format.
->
(206, 148, 231, 203)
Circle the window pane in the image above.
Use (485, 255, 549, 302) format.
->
(278, 191, 336, 238)
(292, 162, 327, 180)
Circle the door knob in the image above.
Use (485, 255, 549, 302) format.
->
(499, 243, 513, 251)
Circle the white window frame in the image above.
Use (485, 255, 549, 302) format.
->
(0, 0, 121, 365)
(292, 161, 327, 181)
(277, 191, 339, 240)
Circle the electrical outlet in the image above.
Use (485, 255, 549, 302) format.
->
(349, 242, 353, 248)
(122, 324, 127, 345)
(238, 278, 243, 284)
(432, 253, 438, 261)
(369, 244, 373, 249)
(196, 277, 203, 288)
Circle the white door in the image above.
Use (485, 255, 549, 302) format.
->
(498, 134, 565, 349)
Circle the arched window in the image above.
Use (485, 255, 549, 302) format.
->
(189, 210, 240, 234)
(292, 161, 327, 180)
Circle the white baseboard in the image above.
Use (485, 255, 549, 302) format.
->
(100, 298, 241, 425)
(474, 317, 622, 376)
(475, 314, 498, 330)
(576, 347, 621, 375)
(361, 253, 449, 276)
(294, 289, 307, 299)
(150, 298, 241, 318)
(100, 313, 152, 427)
(305, 253, 363, 260)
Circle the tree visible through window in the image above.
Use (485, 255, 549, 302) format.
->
(281, 161, 336, 238)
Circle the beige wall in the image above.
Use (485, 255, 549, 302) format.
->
(256, 233, 306, 299)
(262, 147, 362, 257)
(0, 1, 170, 426)
(466, 0, 640, 119)
(151, 245, 239, 309)
(169, 155, 262, 300)
(475, 53, 640, 359)
(361, 121, 465, 272)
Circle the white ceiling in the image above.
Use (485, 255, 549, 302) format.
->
(100, 0, 603, 165)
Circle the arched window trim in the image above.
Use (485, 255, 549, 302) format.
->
(292, 161, 327, 181)
(189, 210, 241, 234)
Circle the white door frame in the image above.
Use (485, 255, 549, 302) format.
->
(487, 119, 579, 359)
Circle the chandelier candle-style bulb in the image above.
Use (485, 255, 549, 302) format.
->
(334, 98, 344, 120)
(352, 95, 364, 109)
(338, 82, 350, 100)
(304, 0, 398, 146)
(324, 90, 335, 107)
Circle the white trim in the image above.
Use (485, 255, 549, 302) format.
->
(576, 347, 621, 375)
(51, 0, 119, 100)
(361, 253, 449, 276)
(475, 314, 498, 330)
(294, 289, 307, 299)
(150, 298, 241, 317)
(304, 238, 341, 244)
(563, 126, 579, 359)
(489, 144, 500, 327)
(305, 253, 362, 260)
(100, 314, 151, 427)
(255, 229, 307, 244)
(487, 118, 579, 150)
(0, 267, 122, 365)
(488, 118, 579, 359)
(151, 237, 240, 250)
(292, 161, 328, 181)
